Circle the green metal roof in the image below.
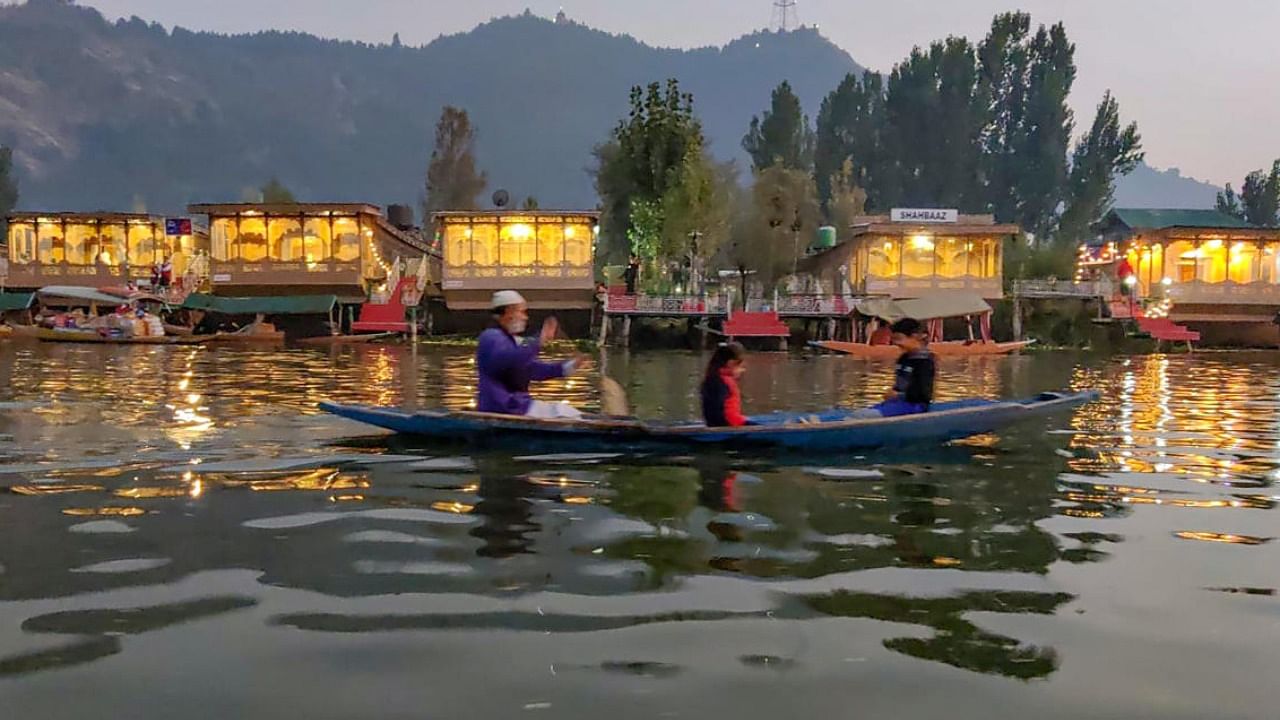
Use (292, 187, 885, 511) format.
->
(1107, 208, 1256, 230)
(181, 293, 337, 315)
(0, 292, 34, 311)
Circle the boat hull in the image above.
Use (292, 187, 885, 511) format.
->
(811, 340, 1033, 358)
(33, 328, 209, 345)
(319, 391, 1097, 452)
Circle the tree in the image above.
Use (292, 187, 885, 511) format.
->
(742, 80, 815, 172)
(1057, 92, 1143, 244)
(0, 146, 18, 235)
(815, 71, 887, 211)
(1216, 184, 1244, 220)
(825, 158, 868, 234)
(723, 166, 820, 295)
(260, 176, 296, 203)
(660, 149, 736, 270)
(593, 79, 705, 262)
(1240, 161, 1280, 227)
(521, 195, 539, 210)
(423, 106, 487, 218)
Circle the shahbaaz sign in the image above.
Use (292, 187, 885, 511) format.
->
(891, 208, 958, 224)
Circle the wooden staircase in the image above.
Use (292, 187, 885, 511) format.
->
(723, 310, 790, 349)
(350, 277, 414, 334)
(1136, 316, 1200, 349)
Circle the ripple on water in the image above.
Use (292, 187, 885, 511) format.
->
(243, 507, 478, 530)
(68, 520, 135, 534)
(71, 558, 171, 574)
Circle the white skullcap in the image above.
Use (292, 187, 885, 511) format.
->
(491, 290, 527, 309)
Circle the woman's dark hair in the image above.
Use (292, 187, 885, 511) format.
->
(890, 318, 925, 336)
(705, 342, 747, 380)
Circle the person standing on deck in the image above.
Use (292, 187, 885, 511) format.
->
(476, 290, 585, 419)
(623, 254, 641, 295)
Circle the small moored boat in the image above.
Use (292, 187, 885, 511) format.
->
(319, 391, 1097, 452)
(811, 292, 1030, 358)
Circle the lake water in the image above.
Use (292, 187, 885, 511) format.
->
(0, 343, 1275, 719)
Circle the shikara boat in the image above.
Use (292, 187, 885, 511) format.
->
(295, 332, 397, 347)
(319, 391, 1097, 452)
(810, 339, 1033, 359)
(34, 328, 210, 345)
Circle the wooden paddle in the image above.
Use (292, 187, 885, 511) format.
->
(545, 315, 630, 417)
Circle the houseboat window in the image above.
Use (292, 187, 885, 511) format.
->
(333, 217, 361, 262)
(210, 218, 237, 261)
(443, 224, 472, 266)
(268, 217, 304, 262)
(901, 234, 935, 278)
(101, 223, 127, 265)
(302, 218, 332, 263)
(1227, 242, 1260, 283)
(7, 222, 34, 263)
(1264, 246, 1279, 284)
(64, 223, 99, 265)
(128, 223, 162, 267)
(564, 223, 593, 266)
(936, 237, 969, 278)
(359, 218, 376, 277)
(499, 223, 537, 266)
(37, 221, 64, 263)
(470, 223, 499, 266)
(536, 224, 564, 265)
(972, 237, 1000, 278)
(866, 237, 900, 277)
(238, 216, 268, 262)
(1197, 239, 1228, 283)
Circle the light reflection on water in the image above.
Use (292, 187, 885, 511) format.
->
(0, 344, 1276, 718)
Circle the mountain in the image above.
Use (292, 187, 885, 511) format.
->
(0, 0, 860, 215)
(1112, 163, 1221, 209)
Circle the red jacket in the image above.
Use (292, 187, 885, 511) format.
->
(701, 368, 748, 427)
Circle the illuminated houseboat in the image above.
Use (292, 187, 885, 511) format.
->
(187, 203, 439, 301)
(4, 212, 207, 291)
(801, 210, 1012, 300)
(435, 210, 598, 310)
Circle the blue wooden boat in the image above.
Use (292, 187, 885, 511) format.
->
(318, 391, 1097, 452)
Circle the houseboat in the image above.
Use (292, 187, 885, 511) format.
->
(3, 212, 207, 292)
(800, 209, 1013, 300)
(1090, 208, 1280, 345)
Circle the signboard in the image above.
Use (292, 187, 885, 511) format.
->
(891, 208, 958, 224)
(212, 274, 232, 283)
(165, 218, 193, 236)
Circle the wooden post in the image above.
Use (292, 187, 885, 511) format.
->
(346, 305, 355, 333)
(598, 314, 609, 346)
(1012, 296, 1023, 341)
(622, 315, 631, 348)
(409, 306, 418, 342)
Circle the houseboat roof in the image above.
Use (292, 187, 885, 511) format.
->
(187, 203, 385, 216)
(0, 292, 34, 311)
(433, 210, 601, 220)
(7, 211, 168, 222)
(1102, 208, 1256, 231)
(182, 293, 337, 315)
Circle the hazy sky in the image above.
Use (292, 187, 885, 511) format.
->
(81, 0, 1280, 187)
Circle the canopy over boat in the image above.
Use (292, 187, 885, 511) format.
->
(36, 286, 136, 306)
(0, 292, 35, 311)
(854, 292, 992, 322)
(182, 293, 337, 315)
(319, 391, 1097, 452)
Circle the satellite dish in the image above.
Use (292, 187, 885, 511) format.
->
(492, 189, 510, 208)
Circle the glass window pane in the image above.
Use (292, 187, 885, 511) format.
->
(866, 237, 899, 277)
(901, 234, 934, 278)
(935, 237, 968, 278)
(564, 223, 592, 266)
(64, 224, 98, 265)
(471, 223, 499, 266)
(238, 217, 267, 262)
(333, 217, 361, 262)
(127, 223, 160, 267)
(38, 222, 64, 263)
(1199, 240, 1227, 283)
(268, 217, 304, 261)
(444, 224, 471, 267)
(100, 224, 126, 266)
(536, 224, 564, 265)
(500, 223, 536, 266)
(8, 223, 34, 263)
(210, 218, 237, 261)
(302, 218, 331, 263)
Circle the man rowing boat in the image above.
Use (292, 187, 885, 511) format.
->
(476, 290, 585, 419)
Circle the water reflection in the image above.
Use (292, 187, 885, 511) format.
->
(0, 345, 1277, 716)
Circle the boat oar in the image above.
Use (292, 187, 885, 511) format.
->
(549, 315, 630, 417)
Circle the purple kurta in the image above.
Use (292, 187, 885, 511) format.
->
(475, 327, 566, 415)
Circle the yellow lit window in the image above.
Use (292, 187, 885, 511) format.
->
(238, 217, 268, 262)
(333, 217, 361, 262)
(100, 223, 127, 265)
(471, 222, 499, 266)
(268, 217, 304, 261)
(536, 223, 564, 265)
(302, 218, 332, 263)
(444, 224, 472, 267)
(127, 222, 161, 267)
(64, 223, 99, 265)
(1198, 239, 1227, 283)
(210, 218, 237, 261)
(360, 218, 376, 276)
(971, 237, 1000, 278)
(866, 237, 900, 277)
(901, 234, 935, 278)
(564, 223, 593, 266)
(37, 221, 64, 263)
(500, 223, 536, 266)
(935, 237, 969, 278)
(8, 222, 34, 263)
(1228, 242, 1259, 283)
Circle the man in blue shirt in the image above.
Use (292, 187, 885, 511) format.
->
(475, 290, 583, 419)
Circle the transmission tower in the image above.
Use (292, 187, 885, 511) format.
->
(771, 0, 798, 31)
